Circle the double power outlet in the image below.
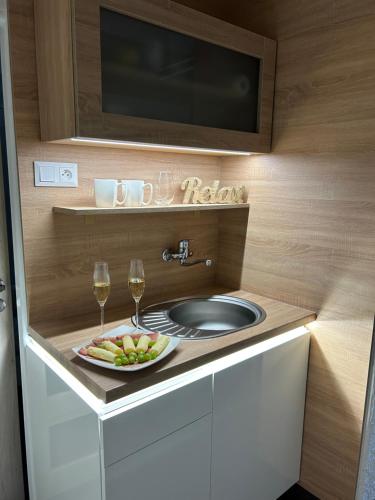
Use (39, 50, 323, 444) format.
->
(34, 161, 78, 187)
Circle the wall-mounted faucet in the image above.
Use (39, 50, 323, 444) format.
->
(162, 239, 213, 267)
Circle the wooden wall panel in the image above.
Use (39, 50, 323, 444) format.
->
(9, 0, 374, 498)
(8, 0, 221, 325)
(214, 2, 375, 498)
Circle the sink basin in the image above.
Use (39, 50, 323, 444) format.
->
(137, 295, 266, 339)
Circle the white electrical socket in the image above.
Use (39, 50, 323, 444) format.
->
(34, 161, 78, 187)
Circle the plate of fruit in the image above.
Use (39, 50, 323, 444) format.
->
(72, 325, 180, 372)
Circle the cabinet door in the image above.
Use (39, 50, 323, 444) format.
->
(105, 414, 212, 500)
(25, 346, 101, 500)
(211, 334, 310, 500)
(101, 376, 212, 467)
(71, 0, 276, 153)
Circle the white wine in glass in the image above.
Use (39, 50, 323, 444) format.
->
(128, 259, 145, 332)
(93, 262, 110, 334)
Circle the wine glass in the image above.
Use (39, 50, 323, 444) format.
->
(155, 171, 175, 206)
(128, 259, 145, 332)
(93, 262, 111, 335)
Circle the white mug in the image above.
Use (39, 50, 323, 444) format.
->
(94, 179, 127, 208)
(122, 180, 153, 207)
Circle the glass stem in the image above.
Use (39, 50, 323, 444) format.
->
(100, 305, 104, 335)
(135, 300, 139, 332)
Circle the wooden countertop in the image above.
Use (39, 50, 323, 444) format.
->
(29, 289, 316, 403)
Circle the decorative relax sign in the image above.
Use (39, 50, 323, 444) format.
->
(181, 177, 246, 204)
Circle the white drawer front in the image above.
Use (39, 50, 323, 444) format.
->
(102, 375, 212, 466)
(105, 414, 212, 500)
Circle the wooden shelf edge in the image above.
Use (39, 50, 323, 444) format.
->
(52, 203, 250, 215)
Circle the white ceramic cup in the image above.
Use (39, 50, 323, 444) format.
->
(94, 179, 127, 208)
(122, 180, 153, 207)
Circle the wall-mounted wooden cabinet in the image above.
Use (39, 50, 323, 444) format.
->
(35, 0, 276, 154)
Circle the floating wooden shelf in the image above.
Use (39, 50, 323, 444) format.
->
(53, 203, 250, 215)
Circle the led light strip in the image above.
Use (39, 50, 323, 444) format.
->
(27, 336, 104, 413)
(27, 326, 309, 417)
(102, 326, 310, 418)
(70, 137, 253, 156)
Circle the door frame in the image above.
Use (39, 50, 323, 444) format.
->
(0, 58, 27, 500)
(0, 0, 34, 498)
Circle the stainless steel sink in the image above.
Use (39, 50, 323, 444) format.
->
(136, 295, 266, 339)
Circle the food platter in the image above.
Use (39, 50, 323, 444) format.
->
(72, 325, 180, 372)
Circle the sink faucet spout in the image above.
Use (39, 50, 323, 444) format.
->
(181, 258, 213, 267)
(162, 239, 213, 267)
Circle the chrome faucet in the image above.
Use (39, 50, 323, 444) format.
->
(162, 239, 213, 267)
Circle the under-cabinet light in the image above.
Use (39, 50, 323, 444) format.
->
(70, 137, 253, 156)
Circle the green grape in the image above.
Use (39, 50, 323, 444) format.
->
(133, 338, 139, 346)
(149, 341, 156, 347)
(115, 339, 123, 347)
(144, 353, 151, 362)
(114, 357, 123, 366)
(138, 353, 145, 363)
(122, 356, 129, 365)
(129, 351, 138, 362)
(128, 356, 136, 365)
(150, 350, 158, 360)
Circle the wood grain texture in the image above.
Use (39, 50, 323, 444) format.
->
(29, 288, 316, 402)
(8, 0, 225, 326)
(53, 203, 250, 215)
(34, 0, 76, 140)
(73, 0, 275, 152)
(209, 2, 375, 498)
(33, 0, 276, 153)
(9, 1, 372, 498)
(26, 188, 220, 325)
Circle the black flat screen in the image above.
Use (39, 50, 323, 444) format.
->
(100, 8, 260, 133)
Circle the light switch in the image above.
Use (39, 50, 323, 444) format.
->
(39, 165, 56, 182)
(34, 161, 78, 187)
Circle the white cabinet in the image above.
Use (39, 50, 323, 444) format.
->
(25, 330, 309, 500)
(105, 414, 212, 500)
(101, 376, 212, 467)
(211, 335, 310, 500)
(25, 347, 102, 500)
(102, 376, 212, 500)
(25, 344, 212, 500)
